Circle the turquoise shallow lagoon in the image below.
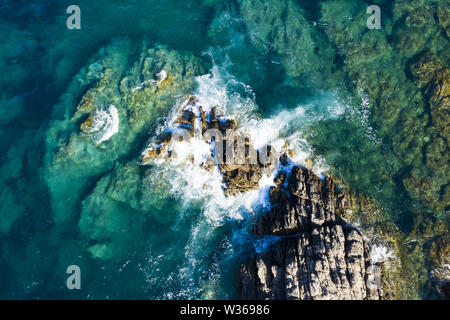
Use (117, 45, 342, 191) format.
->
(0, 0, 448, 299)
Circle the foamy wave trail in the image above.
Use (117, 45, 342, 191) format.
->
(86, 104, 119, 145)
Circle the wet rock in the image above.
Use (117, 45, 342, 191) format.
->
(239, 165, 381, 300)
(80, 113, 94, 132)
(156, 129, 174, 145)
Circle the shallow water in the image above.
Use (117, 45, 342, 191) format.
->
(0, 0, 448, 299)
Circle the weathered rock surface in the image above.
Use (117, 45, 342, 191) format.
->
(239, 162, 381, 300)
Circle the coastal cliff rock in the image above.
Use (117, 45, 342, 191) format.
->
(239, 162, 381, 300)
(141, 96, 281, 196)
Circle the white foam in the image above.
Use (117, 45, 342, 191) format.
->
(239, 106, 332, 176)
(348, 88, 382, 146)
(87, 104, 119, 145)
(194, 65, 332, 176)
(254, 235, 281, 254)
(131, 69, 167, 92)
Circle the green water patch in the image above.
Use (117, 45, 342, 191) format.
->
(43, 38, 206, 228)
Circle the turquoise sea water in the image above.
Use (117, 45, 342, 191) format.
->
(0, 0, 448, 299)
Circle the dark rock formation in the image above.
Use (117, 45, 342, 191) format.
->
(239, 162, 381, 300)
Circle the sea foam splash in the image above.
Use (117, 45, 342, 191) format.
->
(141, 65, 346, 298)
(87, 104, 119, 145)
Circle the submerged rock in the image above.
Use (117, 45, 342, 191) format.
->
(404, 53, 450, 211)
(239, 165, 381, 300)
(78, 161, 144, 260)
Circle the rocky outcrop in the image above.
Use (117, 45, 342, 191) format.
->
(239, 160, 381, 300)
(44, 38, 206, 228)
(141, 92, 385, 300)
